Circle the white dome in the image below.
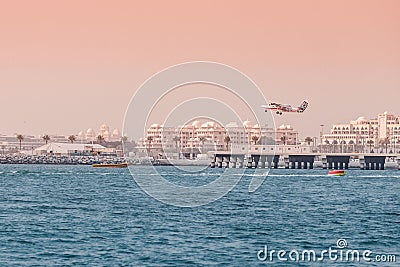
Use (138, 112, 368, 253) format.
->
(85, 128, 96, 140)
(150, 123, 160, 128)
(201, 121, 216, 128)
(278, 124, 292, 129)
(99, 124, 109, 132)
(356, 116, 367, 121)
(112, 129, 120, 136)
(191, 120, 201, 128)
(243, 120, 252, 127)
(78, 131, 84, 138)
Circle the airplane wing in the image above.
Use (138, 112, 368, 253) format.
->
(261, 104, 281, 109)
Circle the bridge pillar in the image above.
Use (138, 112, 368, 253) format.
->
(334, 161, 338, 170)
(344, 162, 349, 169)
(339, 162, 344, 169)
(328, 162, 333, 169)
(236, 155, 244, 168)
(365, 162, 370, 170)
(291, 161, 295, 169)
(364, 156, 386, 170)
(284, 156, 289, 169)
(253, 155, 260, 168)
(229, 156, 236, 168)
(321, 156, 327, 169)
(297, 161, 302, 169)
(223, 156, 230, 168)
(273, 155, 279, 169)
(216, 156, 223, 168)
(246, 155, 252, 168)
(359, 156, 365, 170)
(210, 156, 216, 168)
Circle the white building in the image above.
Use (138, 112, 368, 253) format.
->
(35, 143, 111, 156)
(322, 112, 400, 153)
(139, 120, 299, 159)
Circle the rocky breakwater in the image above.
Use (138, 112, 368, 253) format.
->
(0, 154, 126, 165)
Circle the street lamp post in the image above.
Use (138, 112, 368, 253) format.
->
(320, 124, 324, 153)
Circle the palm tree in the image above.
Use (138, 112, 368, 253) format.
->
(223, 136, 231, 150)
(367, 140, 374, 153)
(380, 137, 390, 153)
(68, 135, 76, 143)
(42, 134, 50, 144)
(251, 135, 259, 145)
(304, 137, 313, 146)
(97, 135, 105, 144)
(16, 134, 24, 151)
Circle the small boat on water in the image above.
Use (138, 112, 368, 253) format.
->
(92, 163, 128, 168)
(328, 170, 346, 176)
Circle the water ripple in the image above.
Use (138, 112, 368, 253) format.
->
(0, 165, 399, 266)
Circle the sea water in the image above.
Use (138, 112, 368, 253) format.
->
(0, 165, 399, 266)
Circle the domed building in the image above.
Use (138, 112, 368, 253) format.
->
(98, 124, 110, 141)
(78, 131, 85, 141)
(191, 120, 201, 128)
(111, 129, 121, 141)
(243, 120, 253, 128)
(85, 128, 96, 141)
(102, 130, 110, 141)
(322, 112, 400, 153)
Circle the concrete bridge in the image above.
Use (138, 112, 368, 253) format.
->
(209, 152, 400, 170)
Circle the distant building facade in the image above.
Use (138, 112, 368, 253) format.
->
(322, 112, 400, 153)
(138, 120, 299, 159)
(0, 123, 122, 154)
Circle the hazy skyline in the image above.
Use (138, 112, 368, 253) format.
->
(1, 1, 399, 138)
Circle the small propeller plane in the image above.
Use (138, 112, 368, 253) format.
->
(261, 100, 308, 115)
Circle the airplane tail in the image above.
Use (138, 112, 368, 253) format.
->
(298, 101, 308, 112)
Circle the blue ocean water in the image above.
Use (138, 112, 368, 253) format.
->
(0, 165, 399, 266)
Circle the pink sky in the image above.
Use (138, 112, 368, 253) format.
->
(0, 0, 399, 138)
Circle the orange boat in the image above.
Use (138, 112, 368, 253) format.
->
(328, 170, 346, 176)
(92, 163, 128, 168)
